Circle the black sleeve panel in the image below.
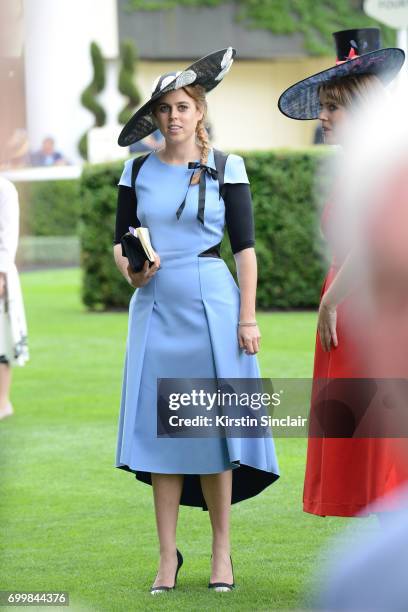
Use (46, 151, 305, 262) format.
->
(224, 183, 255, 254)
(114, 185, 141, 245)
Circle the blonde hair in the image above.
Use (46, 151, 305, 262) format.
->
(319, 73, 384, 109)
(182, 84, 209, 186)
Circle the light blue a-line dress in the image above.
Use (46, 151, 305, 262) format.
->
(115, 148, 279, 509)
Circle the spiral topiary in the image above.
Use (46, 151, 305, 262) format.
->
(117, 39, 142, 125)
(78, 41, 107, 160)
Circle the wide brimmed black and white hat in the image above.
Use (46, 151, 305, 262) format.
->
(118, 47, 236, 146)
(278, 28, 405, 120)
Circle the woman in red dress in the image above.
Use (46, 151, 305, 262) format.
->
(278, 28, 408, 517)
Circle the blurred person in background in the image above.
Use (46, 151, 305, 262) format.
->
(0, 177, 29, 419)
(0, 128, 30, 169)
(312, 90, 408, 610)
(30, 136, 68, 167)
(278, 28, 408, 519)
(316, 490, 408, 611)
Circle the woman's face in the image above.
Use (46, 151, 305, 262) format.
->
(153, 89, 203, 145)
(318, 92, 348, 145)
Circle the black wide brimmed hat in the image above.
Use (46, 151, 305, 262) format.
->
(118, 47, 236, 146)
(278, 28, 405, 120)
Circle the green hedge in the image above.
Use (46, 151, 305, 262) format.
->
(80, 149, 329, 311)
(238, 149, 328, 308)
(79, 161, 130, 310)
(16, 180, 81, 237)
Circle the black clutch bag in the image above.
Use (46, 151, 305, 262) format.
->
(120, 232, 154, 272)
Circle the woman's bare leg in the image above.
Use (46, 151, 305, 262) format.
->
(0, 363, 12, 416)
(151, 473, 184, 587)
(200, 470, 233, 584)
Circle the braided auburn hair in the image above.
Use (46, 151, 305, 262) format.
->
(182, 84, 210, 186)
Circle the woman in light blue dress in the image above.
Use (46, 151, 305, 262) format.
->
(113, 48, 279, 593)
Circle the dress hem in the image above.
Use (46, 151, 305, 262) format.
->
(116, 462, 279, 511)
(115, 460, 241, 476)
(303, 499, 372, 517)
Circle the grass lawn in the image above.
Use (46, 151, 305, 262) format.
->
(0, 268, 372, 611)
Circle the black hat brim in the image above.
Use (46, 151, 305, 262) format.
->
(278, 48, 405, 120)
(118, 47, 236, 146)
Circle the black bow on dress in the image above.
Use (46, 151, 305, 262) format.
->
(176, 162, 218, 225)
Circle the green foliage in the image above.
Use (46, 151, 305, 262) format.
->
(125, 0, 395, 55)
(80, 149, 329, 311)
(118, 40, 142, 125)
(78, 41, 107, 160)
(239, 0, 395, 56)
(79, 161, 133, 310)
(16, 180, 81, 237)
(78, 133, 88, 161)
(221, 149, 328, 309)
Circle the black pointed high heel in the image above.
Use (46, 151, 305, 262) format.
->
(208, 554, 235, 592)
(150, 548, 183, 595)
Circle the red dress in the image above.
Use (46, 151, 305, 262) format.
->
(303, 201, 408, 517)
